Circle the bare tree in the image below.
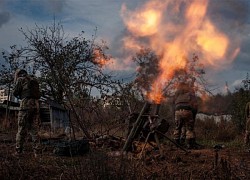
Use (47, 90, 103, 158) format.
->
(132, 48, 160, 94)
(0, 21, 117, 138)
(17, 22, 113, 103)
(0, 46, 25, 86)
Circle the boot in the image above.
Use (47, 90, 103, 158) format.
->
(16, 148, 22, 153)
(186, 139, 193, 149)
(13, 148, 23, 157)
(187, 138, 203, 149)
(174, 138, 180, 145)
(180, 138, 185, 146)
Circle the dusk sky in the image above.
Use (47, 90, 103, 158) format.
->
(0, 0, 250, 95)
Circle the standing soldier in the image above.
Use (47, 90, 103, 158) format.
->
(173, 80, 200, 149)
(244, 101, 250, 146)
(13, 69, 41, 157)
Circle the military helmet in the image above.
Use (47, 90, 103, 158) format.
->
(14, 69, 27, 82)
(15, 69, 27, 76)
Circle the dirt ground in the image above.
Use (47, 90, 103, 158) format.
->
(0, 130, 250, 180)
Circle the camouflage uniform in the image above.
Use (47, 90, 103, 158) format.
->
(244, 102, 250, 146)
(173, 82, 198, 148)
(13, 69, 41, 154)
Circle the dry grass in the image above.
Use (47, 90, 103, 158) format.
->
(0, 115, 250, 180)
(1, 132, 250, 180)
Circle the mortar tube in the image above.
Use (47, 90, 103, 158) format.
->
(154, 104, 161, 116)
(122, 102, 151, 152)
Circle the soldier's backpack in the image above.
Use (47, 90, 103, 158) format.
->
(23, 75, 41, 99)
(175, 91, 198, 111)
(175, 92, 192, 105)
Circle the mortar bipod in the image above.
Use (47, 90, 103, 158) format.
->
(123, 102, 189, 158)
(139, 113, 190, 159)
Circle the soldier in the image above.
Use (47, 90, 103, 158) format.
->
(244, 101, 250, 146)
(13, 69, 41, 157)
(173, 81, 200, 149)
